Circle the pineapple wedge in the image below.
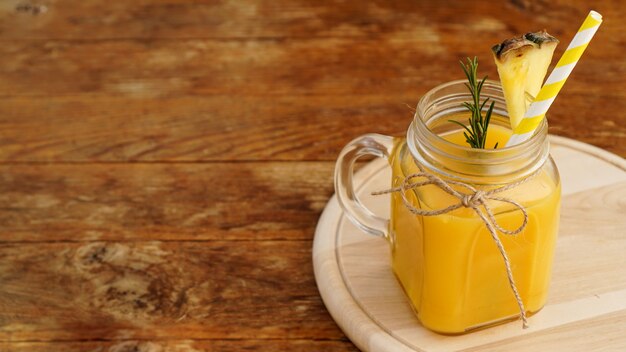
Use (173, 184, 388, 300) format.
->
(492, 31, 558, 129)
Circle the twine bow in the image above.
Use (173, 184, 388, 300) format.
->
(373, 166, 541, 329)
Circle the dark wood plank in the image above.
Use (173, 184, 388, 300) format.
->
(0, 95, 411, 162)
(0, 0, 622, 40)
(0, 94, 623, 163)
(0, 240, 345, 341)
(0, 339, 358, 352)
(0, 28, 622, 99)
(0, 37, 471, 98)
(0, 162, 336, 241)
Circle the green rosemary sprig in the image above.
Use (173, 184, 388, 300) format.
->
(450, 57, 498, 149)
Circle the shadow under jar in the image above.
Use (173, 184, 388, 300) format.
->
(335, 80, 561, 334)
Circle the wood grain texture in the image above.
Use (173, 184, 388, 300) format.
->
(0, 340, 357, 352)
(1, 0, 625, 351)
(0, 1, 624, 162)
(0, 94, 623, 162)
(0, 0, 622, 40)
(0, 163, 333, 241)
(0, 96, 409, 162)
(459, 311, 626, 352)
(0, 240, 345, 341)
(0, 36, 620, 99)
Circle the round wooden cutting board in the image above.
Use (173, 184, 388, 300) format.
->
(313, 136, 626, 352)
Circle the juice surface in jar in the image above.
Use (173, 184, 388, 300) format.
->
(388, 114, 561, 334)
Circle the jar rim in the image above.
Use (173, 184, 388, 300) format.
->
(407, 79, 550, 181)
(412, 79, 547, 156)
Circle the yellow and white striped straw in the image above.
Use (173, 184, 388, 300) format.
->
(506, 10, 603, 147)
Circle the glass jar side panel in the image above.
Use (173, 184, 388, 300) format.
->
(461, 177, 561, 331)
(389, 141, 425, 311)
(388, 140, 561, 333)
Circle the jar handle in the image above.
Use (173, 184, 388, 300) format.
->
(334, 133, 394, 238)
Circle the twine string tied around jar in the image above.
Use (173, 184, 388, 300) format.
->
(373, 164, 542, 329)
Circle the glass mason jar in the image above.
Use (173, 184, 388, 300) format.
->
(334, 80, 561, 334)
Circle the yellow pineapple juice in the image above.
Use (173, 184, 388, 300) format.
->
(389, 119, 561, 333)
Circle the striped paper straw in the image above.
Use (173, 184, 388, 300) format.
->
(506, 10, 603, 147)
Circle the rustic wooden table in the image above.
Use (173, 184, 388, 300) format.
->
(0, 1, 624, 351)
